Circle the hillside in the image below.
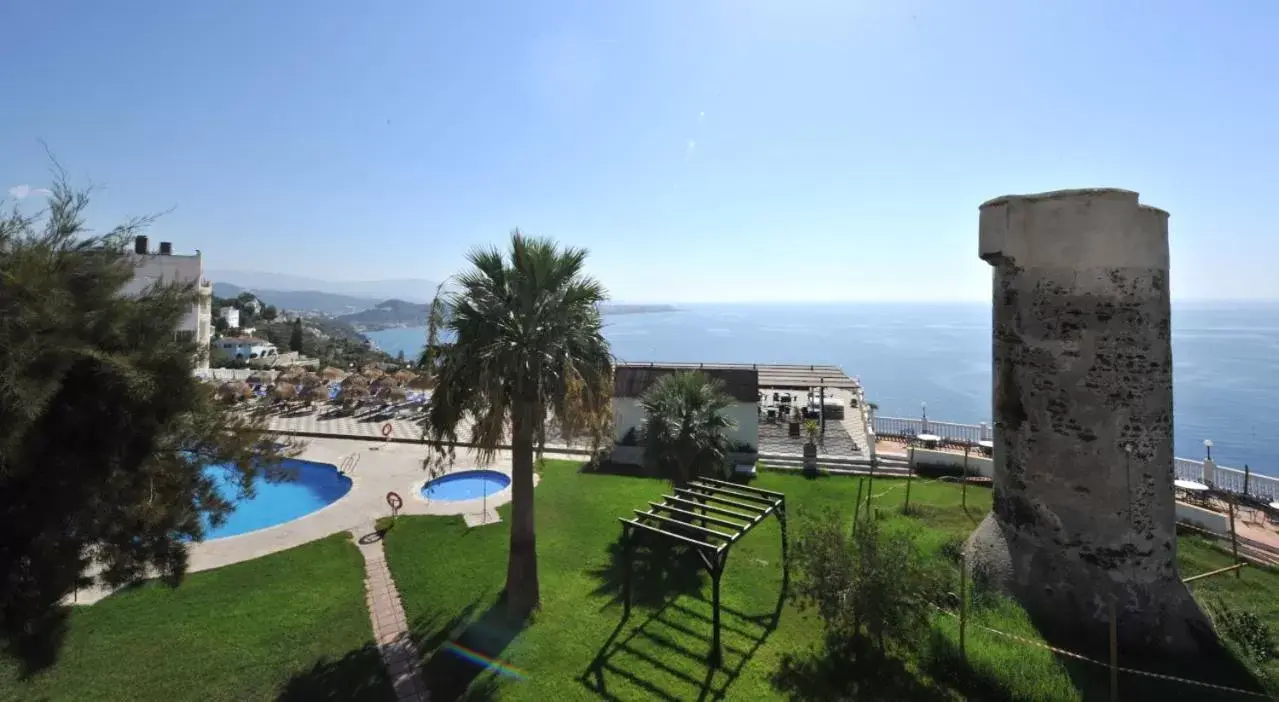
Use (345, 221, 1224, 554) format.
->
(211, 282, 379, 315)
(336, 299, 433, 331)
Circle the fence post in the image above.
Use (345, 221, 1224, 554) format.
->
(904, 462, 914, 514)
(1229, 500, 1241, 578)
(979, 422, 991, 441)
(959, 551, 968, 662)
(1109, 600, 1119, 702)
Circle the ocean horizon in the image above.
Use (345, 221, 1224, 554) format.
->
(365, 301, 1279, 476)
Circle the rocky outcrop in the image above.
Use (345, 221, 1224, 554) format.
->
(966, 188, 1210, 653)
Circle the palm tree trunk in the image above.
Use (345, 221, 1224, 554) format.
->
(505, 399, 540, 617)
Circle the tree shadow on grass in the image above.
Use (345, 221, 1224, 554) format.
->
(408, 593, 529, 701)
(277, 643, 394, 701)
(771, 636, 954, 702)
(588, 535, 707, 610)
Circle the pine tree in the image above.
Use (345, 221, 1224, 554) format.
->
(0, 175, 296, 672)
(289, 318, 304, 353)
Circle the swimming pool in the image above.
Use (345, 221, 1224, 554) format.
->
(202, 459, 352, 540)
(420, 470, 511, 501)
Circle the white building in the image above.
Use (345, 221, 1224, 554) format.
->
(611, 363, 760, 465)
(122, 236, 213, 369)
(214, 337, 279, 362)
(220, 306, 241, 330)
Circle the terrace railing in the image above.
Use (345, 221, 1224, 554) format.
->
(873, 416, 990, 444)
(875, 416, 1275, 501)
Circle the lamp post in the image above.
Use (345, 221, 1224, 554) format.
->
(921, 401, 928, 433)
(1204, 439, 1213, 462)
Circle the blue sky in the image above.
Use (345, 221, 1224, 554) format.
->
(3, 1, 1277, 303)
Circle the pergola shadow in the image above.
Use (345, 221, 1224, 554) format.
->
(580, 575, 787, 701)
(617, 478, 787, 664)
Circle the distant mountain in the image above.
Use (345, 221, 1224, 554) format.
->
(206, 270, 438, 303)
(336, 299, 434, 331)
(211, 282, 381, 315)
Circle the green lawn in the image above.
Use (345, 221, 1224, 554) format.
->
(0, 533, 393, 702)
(382, 462, 1279, 701)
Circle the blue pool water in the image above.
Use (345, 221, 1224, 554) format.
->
(202, 459, 352, 540)
(421, 470, 511, 501)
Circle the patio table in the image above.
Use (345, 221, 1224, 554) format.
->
(916, 433, 941, 449)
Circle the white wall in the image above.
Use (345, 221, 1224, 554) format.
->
(221, 307, 241, 329)
(910, 448, 994, 478)
(1176, 501, 1229, 533)
(124, 252, 212, 368)
(613, 397, 759, 449)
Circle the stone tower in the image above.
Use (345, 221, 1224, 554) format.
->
(966, 188, 1209, 652)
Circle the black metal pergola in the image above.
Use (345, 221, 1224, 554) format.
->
(617, 477, 787, 666)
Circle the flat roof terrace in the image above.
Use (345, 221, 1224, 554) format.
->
(615, 362, 859, 391)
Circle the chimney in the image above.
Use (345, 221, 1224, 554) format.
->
(159, 241, 172, 255)
(134, 235, 148, 255)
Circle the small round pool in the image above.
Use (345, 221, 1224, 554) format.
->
(201, 459, 352, 540)
(421, 470, 511, 501)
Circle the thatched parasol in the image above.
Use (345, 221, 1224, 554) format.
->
(379, 385, 408, 402)
(278, 366, 306, 382)
(393, 370, 415, 383)
(407, 374, 435, 390)
(338, 383, 370, 405)
(246, 374, 265, 386)
(361, 366, 385, 380)
(321, 366, 345, 380)
(341, 374, 371, 389)
(298, 371, 323, 388)
(271, 381, 297, 401)
(217, 380, 252, 403)
(298, 383, 327, 404)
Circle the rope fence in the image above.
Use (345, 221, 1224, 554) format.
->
(930, 604, 1274, 699)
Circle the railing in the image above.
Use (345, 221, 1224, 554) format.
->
(872, 416, 990, 444)
(877, 416, 1276, 502)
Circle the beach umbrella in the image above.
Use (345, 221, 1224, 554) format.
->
(299, 371, 323, 388)
(379, 385, 408, 402)
(321, 366, 345, 380)
(393, 370, 415, 383)
(361, 366, 385, 380)
(338, 383, 370, 405)
(408, 373, 435, 390)
(217, 381, 251, 403)
(278, 366, 305, 383)
(342, 374, 370, 389)
(298, 383, 327, 404)
(271, 381, 297, 401)
(246, 374, 265, 386)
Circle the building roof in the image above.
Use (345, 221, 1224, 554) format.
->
(615, 362, 858, 392)
(614, 363, 760, 403)
(221, 337, 272, 345)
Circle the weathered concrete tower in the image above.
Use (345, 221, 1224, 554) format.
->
(966, 188, 1209, 652)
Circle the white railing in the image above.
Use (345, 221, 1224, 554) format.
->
(873, 416, 990, 444)
(877, 415, 1275, 501)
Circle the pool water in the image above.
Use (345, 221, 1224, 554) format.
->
(421, 470, 511, 501)
(202, 459, 352, 540)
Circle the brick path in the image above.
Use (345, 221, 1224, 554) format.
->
(352, 524, 430, 702)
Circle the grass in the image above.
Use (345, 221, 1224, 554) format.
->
(383, 462, 1279, 701)
(0, 533, 393, 702)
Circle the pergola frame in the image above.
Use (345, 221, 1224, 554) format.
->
(617, 477, 787, 666)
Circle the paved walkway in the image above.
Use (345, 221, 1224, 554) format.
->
(352, 524, 430, 702)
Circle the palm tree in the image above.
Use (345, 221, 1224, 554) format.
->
(421, 231, 614, 616)
(639, 371, 737, 488)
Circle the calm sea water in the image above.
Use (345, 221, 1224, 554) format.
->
(366, 302, 1279, 475)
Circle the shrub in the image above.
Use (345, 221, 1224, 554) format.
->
(789, 509, 945, 654)
(1208, 597, 1275, 663)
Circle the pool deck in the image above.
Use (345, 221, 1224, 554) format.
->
(69, 437, 549, 605)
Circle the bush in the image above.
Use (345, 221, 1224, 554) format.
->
(1208, 597, 1276, 663)
(789, 509, 945, 654)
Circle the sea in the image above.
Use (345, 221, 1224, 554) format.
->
(365, 302, 1279, 476)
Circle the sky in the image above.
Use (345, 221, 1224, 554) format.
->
(3, 1, 1278, 303)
